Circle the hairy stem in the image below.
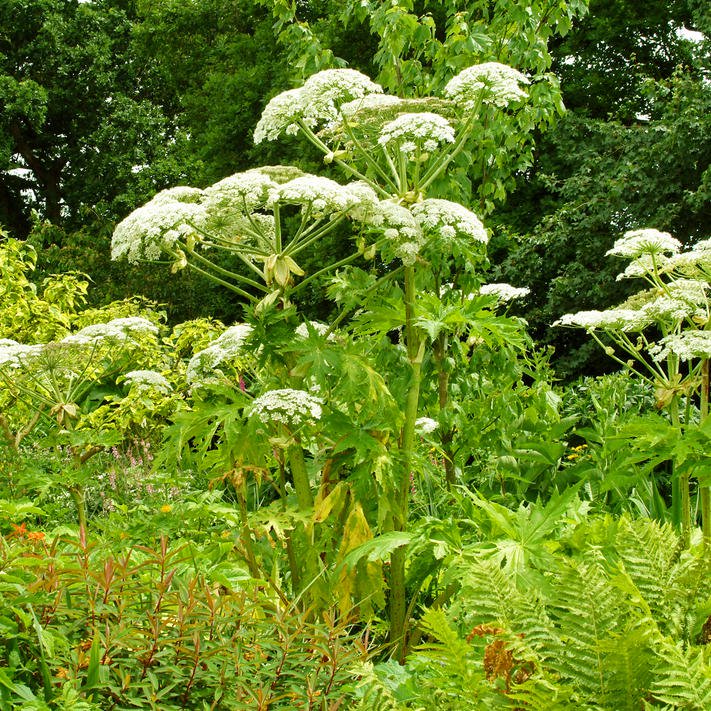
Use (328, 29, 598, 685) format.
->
(389, 265, 423, 661)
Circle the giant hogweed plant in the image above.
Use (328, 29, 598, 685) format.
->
(0, 239, 182, 529)
(112, 62, 534, 657)
(556, 229, 711, 548)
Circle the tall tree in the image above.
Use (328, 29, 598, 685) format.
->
(0, 0, 196, 235)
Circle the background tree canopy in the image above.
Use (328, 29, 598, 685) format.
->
(0, 0, 708, 377)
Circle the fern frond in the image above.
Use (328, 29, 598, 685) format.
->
(614, 515, 681, 618)
(615, 515, 709, 643)
(546, 558, 622, 699)
(351, 661, 405, 711)
(650, 640, 711, 710)
(596, 623, 656, 710)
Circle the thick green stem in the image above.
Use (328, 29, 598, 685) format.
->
(236, 481, 261, 579)
(287, 444, 314, 511)
(70, 485, 87, 532)
(389, 265, 423, 661)
(434, 333, 456, 489)
(669, 397, 691, 547)
(700, 360, 711, 548)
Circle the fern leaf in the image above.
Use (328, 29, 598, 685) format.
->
(546, 558, 621, 699)
(650, 641, 711, 710)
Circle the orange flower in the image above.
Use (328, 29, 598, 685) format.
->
(27, 531, 45, 542)
(10, 522, 27, 538)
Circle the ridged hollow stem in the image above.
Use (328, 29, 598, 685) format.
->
(286, 438, 326, 608)
(287, 442, 314, 511)
(390, 264, 424, 662)
(183, 244, 268, 292)
(285, 214, 347, 258)
(700, 359, 711, 548)
(236, 479, 261, 579)
(69, 483, 87, 532)
(434, 332, 455, 489)
(297, 121, 391, 198)
(273, 204, 283, 253)
(275, 455, 302, 593)
(337, 113, 400, 192)
(184, 261, 257, 302)
(668, 396, 691, 547)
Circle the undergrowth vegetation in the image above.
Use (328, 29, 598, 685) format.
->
(1, 30, 709, 711)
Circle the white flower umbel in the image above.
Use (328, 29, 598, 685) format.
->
(269, 175, 367, 216)
(122, 370, 172, 394)
(360, 200, 424, 265)
(444, 62, 530, 109)
(415, 417, 438, 435)
(112, 187, 207, 263)
(479, 283, 530, 303)
(650, 331, 711, 363)
(555, 309, 652, 332)
(641, 296, 701, 323)
(377, 113, 455, 157)
(186, 323, 253, 384)
(606, 229, 682, 259)
(62, 317, 159, 346)
(666, 248, 711, 277)
(253, 69, 382, 144)
(203, 170, 279, 213)
(0, 342, 43, 370)
(340, 93, 403, 116)
(411, 199, 488, 244)
(253, 88, 307, 144)
(666, 279, 710, 306)
(251, 388, 323, 427)
(301, 69, 382, 127)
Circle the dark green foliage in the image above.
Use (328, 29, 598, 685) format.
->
(549, 0, 695, 120)
(0, 0, 200, 234)
(491, 64, 711, 377)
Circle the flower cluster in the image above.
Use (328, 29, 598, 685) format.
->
(411, 199, 488, 244)
(111, 187, 206, 264)
(254, 69, 382, 144)
(479, 283, 530, 303)
(62, 318, 159, 346)
(650, 331, 711, 363)
(186, 324, 253, 384)
(250, 388, 323, 427)
(377, 113, 455, 156)
(554, 309, 652, 332)
(641, 295, 701, 323)
(606, 229, 682, 259)
(358, 200, 424, 265)
(0, 340, 43, 370)
(340, 93, 403, 116)
(122, 370, 173, 394)
(203, 170, 278, 213)
(415, 417, 438, 435)
(269, 175, 375, 216)
(444, 62, 529, 109)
